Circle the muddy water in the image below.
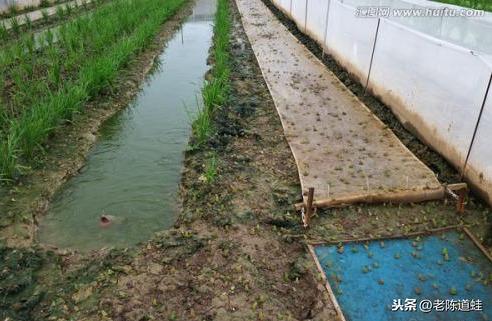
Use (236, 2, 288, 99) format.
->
(38, 0, 216, 251)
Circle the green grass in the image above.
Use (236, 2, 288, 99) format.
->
(203, 153, 218, 183)
(191, 0, 231, 146)
(9, 16, 20, 35)
(434, 0, 492, 11)
(41, 8, 50, 23)
(0, 0, 187, 180)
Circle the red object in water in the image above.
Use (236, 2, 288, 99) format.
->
(100, 215, 112, 228)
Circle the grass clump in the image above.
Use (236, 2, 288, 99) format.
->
(0, 0, 187, 180)
(0, 23, 7, 40)
(191, 0, 231, 146)
(41, 8, 50, 23)
(203, 153, 218, 183)
(9, 16, 20, 35)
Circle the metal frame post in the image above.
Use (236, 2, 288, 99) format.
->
(304, 0, 309, 32)
(461, 72, 492, 180)
(321, 0, 332, 59)
(364, 18, 381, 96)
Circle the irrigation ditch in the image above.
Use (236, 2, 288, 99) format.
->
(1, 0, 336, 319)
(0, 0, 192, 245)
(0, 0, 490, 319)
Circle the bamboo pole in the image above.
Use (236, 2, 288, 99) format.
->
(295, 186, 445, 210)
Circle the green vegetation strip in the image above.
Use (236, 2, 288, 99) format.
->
(433, 0, 492, 11)
(191, 0, 231, 147)
(0, 0, 186, 179)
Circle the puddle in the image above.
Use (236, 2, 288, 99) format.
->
(38, 0, 217, 251)
(313, 230, 492, 321)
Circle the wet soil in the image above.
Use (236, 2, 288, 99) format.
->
(0, 0, 490, 319)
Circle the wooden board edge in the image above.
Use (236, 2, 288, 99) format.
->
(463, 227, 492, 263)
(307, 244, 347, 321)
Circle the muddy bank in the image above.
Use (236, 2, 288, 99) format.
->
(0, 242, 134, 321)
(0, 0, 195, 247)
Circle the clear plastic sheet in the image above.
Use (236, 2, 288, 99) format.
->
(466, 85, 492, 204)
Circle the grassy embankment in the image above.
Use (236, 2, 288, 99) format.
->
(434, 0, 492, 11)
(191, 0, 231, 182)
(0, 0, 186, 181)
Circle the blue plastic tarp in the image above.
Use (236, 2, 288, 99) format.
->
(314, 231, 492, 321)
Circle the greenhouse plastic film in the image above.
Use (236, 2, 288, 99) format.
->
(305, 0, 329, 45)
(279, 0, 290, 15)
(466, 86, 492, 205)
(325, 0, 379, 84)
(336, 0, 492, 55)
(291, 0, 306, 31)
(367, 19, 491, 172)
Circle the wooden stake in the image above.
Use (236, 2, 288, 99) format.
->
(456, 188, 467, 214)
(305, 187, 315, 227)
(445, 183, 468, 214)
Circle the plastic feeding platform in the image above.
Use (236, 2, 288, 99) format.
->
(309, 229, 492, 321)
